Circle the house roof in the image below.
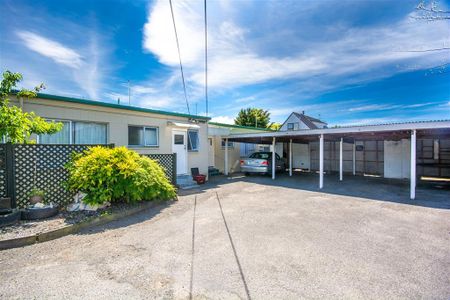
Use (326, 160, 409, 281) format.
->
(12, 92, 211, 121)
(292, 112, 327, 129)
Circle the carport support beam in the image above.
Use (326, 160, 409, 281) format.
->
(289, 139, 292, 176)
(410, 129, 416, 200)
(352, 142, 356, 176)
(272, 137, 276, 180)
(319, 134, 324, 189)
(224, 138, 229, 176)
(339, 138, 343, 181)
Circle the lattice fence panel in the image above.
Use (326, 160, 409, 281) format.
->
(0, 145, 6, 198)
(13, 144, 94, 208)
(145, 154, 176, 185)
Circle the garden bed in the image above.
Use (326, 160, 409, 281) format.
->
(0, 201, 158, 242)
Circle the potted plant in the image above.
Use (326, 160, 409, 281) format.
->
(29, 188, 45, 205)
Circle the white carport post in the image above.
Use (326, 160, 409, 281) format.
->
(272, 137, 276, 180)
(410, 129, 417, 200)
(339, 137, 343, 181)
(352, 141, 356, 176)
(319, 134, 324, 189)
(289, 139, 293, 176)
(224, 137, 229, 176)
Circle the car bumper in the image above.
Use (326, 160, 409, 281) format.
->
(241, 165, 269, 173)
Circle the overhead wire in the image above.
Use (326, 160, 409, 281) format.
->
(204, 0, 208, 117)
(169, 0, 190, 114)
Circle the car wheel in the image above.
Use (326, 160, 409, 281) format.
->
(244, 172, 250, 176)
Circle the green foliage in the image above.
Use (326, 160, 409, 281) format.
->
(0, 70, 62, 143)
(234, 107, 271, 128)
(65, 146, 176, 205)
(29, 188, 45, 198)
(267, 122, 281, 131)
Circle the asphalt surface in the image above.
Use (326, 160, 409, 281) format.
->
(1, 173, 449, 299)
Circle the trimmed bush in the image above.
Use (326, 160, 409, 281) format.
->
(65, 146, 176, 205)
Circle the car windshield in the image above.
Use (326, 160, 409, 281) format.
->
(249, 152, 271, 159)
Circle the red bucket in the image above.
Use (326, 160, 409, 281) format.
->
(193, 174, 206, 184)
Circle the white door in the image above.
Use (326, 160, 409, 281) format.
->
(173, 130, 187, 175)
(293, 143, 310, 169)
(208, 138, 215, 167)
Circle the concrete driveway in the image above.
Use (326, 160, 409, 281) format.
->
(1, 174, 449, 299)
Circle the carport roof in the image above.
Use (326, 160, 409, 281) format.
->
(226, 119, 450, 144)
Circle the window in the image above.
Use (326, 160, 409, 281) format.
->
(187, 130, 199, 151)
(287, 123, 294, 131)
(39, 120, 107, 145)
(174, 134, 184, 145)
(221, 140, 234, 148)
(128, 126, 158, 147)
(74, 122, 107, 144)
(249, 152, 280, 160)
(39, 121, 71, 144)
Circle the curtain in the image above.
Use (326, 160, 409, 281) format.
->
(145, 127, 158, 146)
(74, 122, 107, 144)
(39, 121, 70, 144)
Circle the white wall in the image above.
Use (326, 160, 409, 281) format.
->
(280, 113, 309, 131)
(292, 143, 310, 169)
(14, 96, 210, 177)
(384, 139, 411, 179)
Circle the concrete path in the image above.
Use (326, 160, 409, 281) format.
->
(1, 174, 449, 299)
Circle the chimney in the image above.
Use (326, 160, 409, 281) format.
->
(302, 110, 305, 115)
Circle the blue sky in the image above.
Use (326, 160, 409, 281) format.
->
(1, 0, 449, 126)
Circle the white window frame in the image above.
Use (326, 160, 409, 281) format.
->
(187, 129, 199, 151)
(128, 125, 159, 147)
(37, 119, 108, 145)
(287, 123, 295, 131)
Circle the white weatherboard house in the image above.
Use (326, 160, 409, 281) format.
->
(10, 93, 210, 178)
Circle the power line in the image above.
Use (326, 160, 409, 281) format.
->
(169, 0, 190, 114)
(204, 0, 208, 117)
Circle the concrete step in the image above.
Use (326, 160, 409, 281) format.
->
(177, 175, 198, 190)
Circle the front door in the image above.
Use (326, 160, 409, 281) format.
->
(173, 130, 187, 175)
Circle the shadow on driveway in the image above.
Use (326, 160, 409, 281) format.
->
(185, 172, 450, 209)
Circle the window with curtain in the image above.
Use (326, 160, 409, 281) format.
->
(74, 122, 107, 144)
(187, 130, 199, 151)
(39, 121, 71, 144)
(128, 126, 158, 147)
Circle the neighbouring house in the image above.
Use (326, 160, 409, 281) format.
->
(208, 122, 272, 174)
(280, 111, 328, 131)
(278, 111, 328, 170)
(10, 93, 210, 178)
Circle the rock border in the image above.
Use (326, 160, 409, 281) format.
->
(0, 200, 169, 251)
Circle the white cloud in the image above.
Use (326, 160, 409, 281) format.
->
(16, 31, 83, 69)
(210, 115, 234, 124)
(14, 29, 109, 100)
(143, 0, 449, 94)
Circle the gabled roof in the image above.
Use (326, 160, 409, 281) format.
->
(281, 112, 327, 130)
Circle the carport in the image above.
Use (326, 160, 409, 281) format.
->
(223, 120, 450, 200)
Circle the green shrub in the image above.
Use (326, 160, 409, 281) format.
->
(65, 146, 176, 205)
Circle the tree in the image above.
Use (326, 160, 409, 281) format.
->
(234, 108, 270, 128)
(0, 71, 63, 143)
(267, 122, 281, 131)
